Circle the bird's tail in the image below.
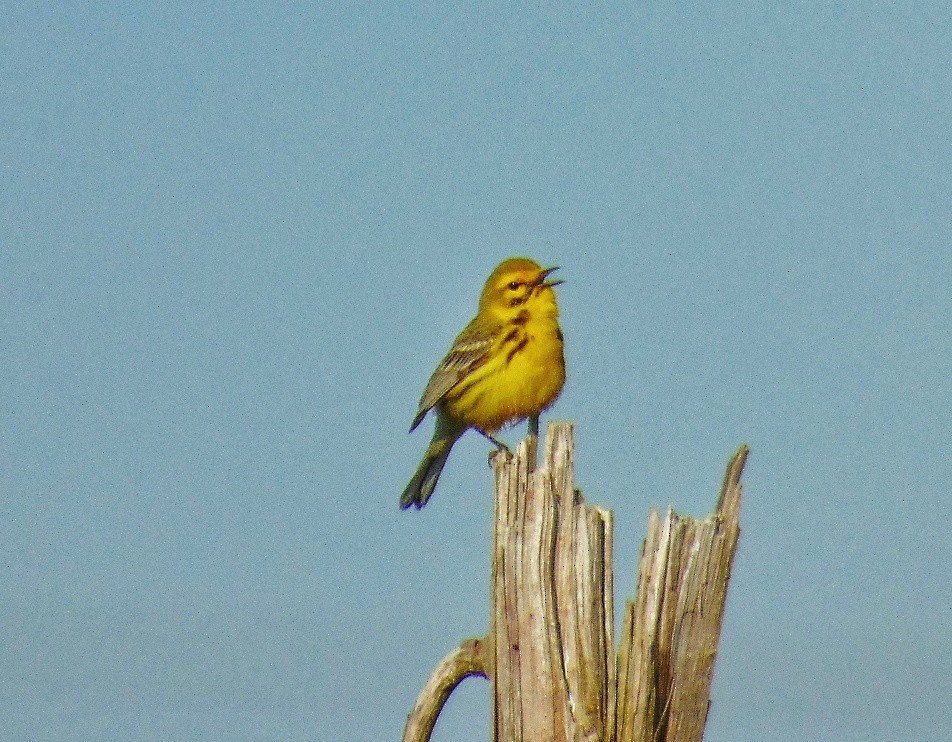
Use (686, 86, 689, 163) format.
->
(400, 418, 466, 509)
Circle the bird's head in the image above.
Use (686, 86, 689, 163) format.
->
(478, 258, 563, 318)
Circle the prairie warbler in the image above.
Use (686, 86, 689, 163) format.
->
(400, 257, 565, 509)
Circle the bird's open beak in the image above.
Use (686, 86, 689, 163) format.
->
(539, 266, 564, 288)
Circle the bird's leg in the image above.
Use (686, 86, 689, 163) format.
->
(528, 414, 540, 438)
(476, 428, 511, 455)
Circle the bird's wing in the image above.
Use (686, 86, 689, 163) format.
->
(410, 319, 496, 432)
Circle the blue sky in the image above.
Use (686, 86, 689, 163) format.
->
(2, 2, 950, 740)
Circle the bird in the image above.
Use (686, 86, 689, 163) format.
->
(400, 257, 566, 509)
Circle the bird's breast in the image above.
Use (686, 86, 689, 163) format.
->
(445, 315, 565, 432)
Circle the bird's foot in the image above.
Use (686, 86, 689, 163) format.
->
(476, 428, 511, 453)
(477, 429, 512, 465)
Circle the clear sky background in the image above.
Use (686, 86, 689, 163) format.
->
(2, 2, 950, 741)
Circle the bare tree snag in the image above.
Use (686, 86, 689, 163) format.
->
(401, 423, 748, 742)
(616, 444, 748, 742)
(490, 423, 615, 741)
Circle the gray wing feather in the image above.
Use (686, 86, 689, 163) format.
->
(409, 325, 494, 431)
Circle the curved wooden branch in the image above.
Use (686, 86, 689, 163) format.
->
(402, 638, 488, 742)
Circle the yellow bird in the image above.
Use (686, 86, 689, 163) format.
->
(400, 257, 566, 509)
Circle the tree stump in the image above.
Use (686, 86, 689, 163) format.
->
(403, 422, 748, 742)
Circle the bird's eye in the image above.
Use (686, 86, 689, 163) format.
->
(507, 281, 520, 290)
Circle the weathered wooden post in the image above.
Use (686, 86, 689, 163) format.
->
(403, 422, 748, 742)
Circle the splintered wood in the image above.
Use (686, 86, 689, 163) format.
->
(615, 445, 747, 742)
(490, 424, 615, 742)
(402, 423, 747, 742)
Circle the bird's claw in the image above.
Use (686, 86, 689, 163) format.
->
(487, 444, 512, 466)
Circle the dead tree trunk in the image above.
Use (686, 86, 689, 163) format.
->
(615, 444, 746, 742)
(403, 422, 748, 742)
